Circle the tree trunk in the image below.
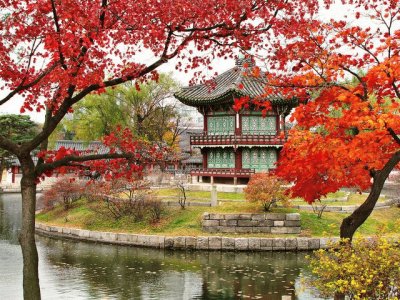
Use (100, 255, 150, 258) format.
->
(340, 151, 400, 241)
(19, 155, 41, 300)
(0, 158, 4, 183)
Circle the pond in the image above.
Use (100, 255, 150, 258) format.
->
(0, 193, 324, 300)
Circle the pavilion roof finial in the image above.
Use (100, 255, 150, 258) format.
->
(235, 55, 254, 67)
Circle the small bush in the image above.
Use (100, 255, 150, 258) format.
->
(83, 178, 164, 223)
(41, 178, 84, 210)
(147, 198, 164, 223)
(244, 173, 290, 211)
(309, 237, 400, 299)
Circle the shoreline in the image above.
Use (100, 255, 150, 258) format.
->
(35, 222, 339, 251)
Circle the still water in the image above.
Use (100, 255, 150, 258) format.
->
(0, 193, 321, 300)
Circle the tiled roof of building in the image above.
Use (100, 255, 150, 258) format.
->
(54, 140, 109, 154)
(174, 58, 297, 107)
(181, 155, 203, 164)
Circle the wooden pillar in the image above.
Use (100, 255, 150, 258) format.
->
(235, 112, 241, 135)
(11, 166, 16, 184)
(235, 148, 242, 170)
(279, 115, 285, 133)
(204, 114, 208, 133)
(211, 176, 214, 185)
(202, 149, 208, 169)
(233, 177, 237, 185)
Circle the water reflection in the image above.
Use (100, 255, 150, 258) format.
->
(0, 193, 320, 300)
(39, 237, 306, 300)
(0, 193, 22, 243)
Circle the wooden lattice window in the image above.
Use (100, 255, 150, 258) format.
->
(207, 115, 235, 135)
(207, 149, 234, 168)
(242, 148, 277, 171)
(242, 115, 276, 135)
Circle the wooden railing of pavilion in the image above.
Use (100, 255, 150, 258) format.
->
(190, 168, 255, 177)
(190, 130, 288, 146)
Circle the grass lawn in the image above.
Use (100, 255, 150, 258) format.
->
(36, 195, 400, 238)
(154, 188, 386, 205)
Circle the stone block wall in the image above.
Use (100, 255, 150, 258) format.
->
(202, 213, 301, 234)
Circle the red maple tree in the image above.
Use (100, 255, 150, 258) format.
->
(0, 1, 321, 298)
(243, 0, 399, 240)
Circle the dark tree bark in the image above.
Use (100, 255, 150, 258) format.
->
(19, 154, 41, 300)
(340, 151, 400, 241)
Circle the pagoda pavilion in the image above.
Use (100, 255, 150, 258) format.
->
(174, 58, 297, 185)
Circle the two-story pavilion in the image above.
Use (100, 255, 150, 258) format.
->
(174, 58, 297, 184)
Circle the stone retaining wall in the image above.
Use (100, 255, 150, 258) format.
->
(293, 198, 399, 213)
(202, 213, 301, 234)
(35, 223, 337, 251)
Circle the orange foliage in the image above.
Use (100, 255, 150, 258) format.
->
(244, 174, 290, 212)
(259, 0, 400, 204)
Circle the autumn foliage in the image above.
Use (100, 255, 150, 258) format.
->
(40, 178, 85, 210)
(309, 237, 400, 299)
(244, 174, 290, 212)
(231, 0, 400, 239)
(269, 1, 400, 203)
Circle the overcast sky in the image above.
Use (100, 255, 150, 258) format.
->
(0, 2, 360, 123)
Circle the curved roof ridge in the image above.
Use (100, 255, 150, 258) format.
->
(174, 61, 298, 108)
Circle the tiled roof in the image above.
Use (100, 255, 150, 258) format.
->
(174, 59, 297, 107)
(181, 155, 203, 164)
(54, 140, 109, 154)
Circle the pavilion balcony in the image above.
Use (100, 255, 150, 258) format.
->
(190, 130, 288, 147)
(190, 168, 255, 178)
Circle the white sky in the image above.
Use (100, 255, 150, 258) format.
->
(0, 53, 237, 123)
(0, 2, 370, 123)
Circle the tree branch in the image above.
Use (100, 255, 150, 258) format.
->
(0, 63, 59, 106)
(388, 127, 400, 145)
(0, 135, 19, 155)
(99, 0, 108, 29)
(50, 0, 68, 70)
(35, 152, 136, 175)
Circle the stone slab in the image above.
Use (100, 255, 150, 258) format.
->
(235, 238, 249, 250)
(286, 213, 300, 221)
(260, 238, 273, 250)
(221, 237, 235, 250)
(196, 236, 209, 250)
(248, 238, 261, 250)
(208, 236, 222, 250)
(265, 214, 286, 221)
(272, 238, 286, 250)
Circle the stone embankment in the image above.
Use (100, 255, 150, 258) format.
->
(35, 222, 338, 251)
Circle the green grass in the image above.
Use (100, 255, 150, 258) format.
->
(154, 188, 245, 202)
(36, 195, 400, 238)
(154, 188, 385, 205)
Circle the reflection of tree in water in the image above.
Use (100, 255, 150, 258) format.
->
(198, 251, 304, 300)
(39, 236, 306, 300)
(0, 194, 22, 243)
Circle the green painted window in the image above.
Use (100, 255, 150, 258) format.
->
(208, 149, 234, 168)
(207, 115, 235, 135)
(242, 115, 276, 135)
(242, 148, 277, 171)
